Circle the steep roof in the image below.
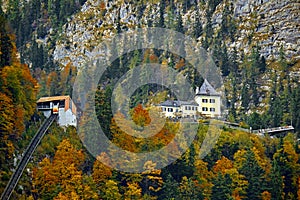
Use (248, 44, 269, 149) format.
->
(158, 100, 198, 107)
(196, 79, 220, 96)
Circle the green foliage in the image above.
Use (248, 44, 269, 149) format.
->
(1, 0, 300, 199)
(239, 150, 266, 199)
(211, 173, 233, 200)
(160, 173, 179, 199)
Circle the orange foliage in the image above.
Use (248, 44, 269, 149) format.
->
(14, 105, 25, 136)
(149, 54, 159, 63)
(212, 156, 233, 174)
(143, 49, 158, 63)
(0, 28, 37, 162)
(175, 58, 186, 69)
(110, 111, 176, 153)
(261, 191, 271, 200)
(32, 139, 98, 199)
(194, 159, 213, 198)
(132, 104, 151, 127)
(92, 152, 113, 184)
(0, 93, 14, 136)
(100, 1, 106, 10)
(111, 113, 137, 152)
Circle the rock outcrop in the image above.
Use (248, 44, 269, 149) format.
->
(51, 0, 299, 68)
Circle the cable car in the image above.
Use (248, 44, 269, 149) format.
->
(52, 103, 59, 114)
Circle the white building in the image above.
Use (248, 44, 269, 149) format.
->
(37, 95, 77, 127)
(195, 79, 221, 118)
(158, 79, 222, 119)
(158, 100, 199, 119)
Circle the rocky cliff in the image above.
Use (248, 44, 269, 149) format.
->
(50, 0, 299, 68)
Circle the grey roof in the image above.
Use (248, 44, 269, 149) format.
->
(158, 100, 198, 107)
(196, 79, 220, 96)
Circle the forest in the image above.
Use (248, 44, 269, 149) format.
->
(0, 0, 300, 199)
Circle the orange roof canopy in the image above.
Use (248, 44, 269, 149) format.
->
(37, 95, 70, 103)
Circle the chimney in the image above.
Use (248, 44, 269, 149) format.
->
(195, 87, 199, 94)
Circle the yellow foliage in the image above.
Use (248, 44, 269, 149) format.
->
(92, 153, 113, 184)
(32, 139, 98, 199)
(233, 149, 247, 169)
(212, 156, 233, 174)
(261, 191, 271, 200)
(142, 161, 163, 193)
(124, 182, 142, 200)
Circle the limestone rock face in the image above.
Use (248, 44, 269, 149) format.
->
(232, 0, 300, 60)
(52, 0, 299, 68)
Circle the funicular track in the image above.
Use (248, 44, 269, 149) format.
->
(1, 114, 57, 200)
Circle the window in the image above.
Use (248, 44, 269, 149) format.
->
(188, 106, 191, 110)
(192, 107, 194, 111)
(210, 108, 215, 112)
(168, 108, 173, 112)
(176, 109, 179, 112)
(202, 99, 208, 103)
(210, 99, 215, 103)
(162, 107, 166, 111)
(185, 106, 188, 110)
(202, 107, 208, 111)
(195, 107, 198, 111)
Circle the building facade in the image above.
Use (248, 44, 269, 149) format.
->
(158, 100, 199, 119)
(195, 79, 221, 118)
(37, 95, 77, 127)
(158, 79, 221, 119)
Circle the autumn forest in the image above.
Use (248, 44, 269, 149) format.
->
(1, 0, 300, 199)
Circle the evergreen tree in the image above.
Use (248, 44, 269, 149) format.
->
(158, 0, 165, 28)
(179, 176, 204, 199)
(268, 160, 283, 200)
(193, 8, 203, 39)
(116, 8, 122, 33)
(175, 11, 184, 34)
(259, 56, 266, 73)
(6, 0, 20, 30)
(273, 137, 299, 199)
(160, 173, 179, 199)
(211, 173, 233, 200)
(0, 14, 13, 68)
(241, 83, 250, 110)
(229, 47, 239, 74)
(229, 74, 237, 121)
(247, 112, 263, 130)
(204, 15, 213, 45)
(268, 73, 283, 127)
(239, 150, 266, 200)
(220, 44, 230, 76)
(291, 84, 300, 132)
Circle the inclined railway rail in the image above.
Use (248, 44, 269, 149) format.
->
(1, 114, 57, 200)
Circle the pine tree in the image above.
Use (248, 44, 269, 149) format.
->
(176, 11, 184, 34)
(241, 83, 250, 110)
(239, 150, 266, 200)
(0, 14, 13, 68)
(268, 73, 283, 127)
(211, 173, 233, 200)
(259, 56, 266, 73)
(179, 176, 204, 199)
(193, 8, 203, 39)
(268, 160, 283, 200)
(160, 173, 179, 199)
(158, 0, 165, 28)
(291, 83, 300, 131)
(220, 44, 230, 76)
